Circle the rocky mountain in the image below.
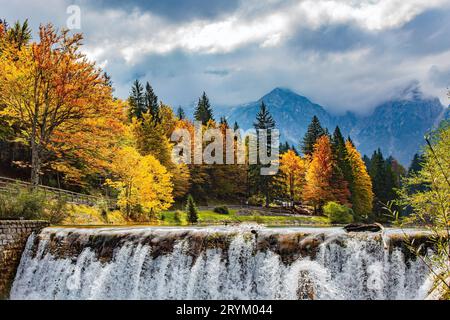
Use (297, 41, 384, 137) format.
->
(220, 87, 447, 166)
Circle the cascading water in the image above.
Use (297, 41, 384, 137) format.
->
(10, 226, 433, 300)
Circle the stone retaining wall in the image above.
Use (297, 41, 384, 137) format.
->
(0, 220, 49, 299)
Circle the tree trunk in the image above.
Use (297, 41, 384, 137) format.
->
(30, 139, 41, 186)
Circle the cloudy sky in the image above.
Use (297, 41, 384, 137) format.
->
(1, 0, 450, 114)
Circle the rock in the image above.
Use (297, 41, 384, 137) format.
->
(344, 223, 383, 233)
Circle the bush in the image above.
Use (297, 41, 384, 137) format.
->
(41, 196, 69, 224)
(247, 195, 265, 207)
(213, 206, 229, 215)
(174, 210, 183, 224)
(323, 202, 354, 224)
(0, 185, 46, 220)
(63, 204, 106, 225)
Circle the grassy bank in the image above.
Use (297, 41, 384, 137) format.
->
(160, 209, 330, 227)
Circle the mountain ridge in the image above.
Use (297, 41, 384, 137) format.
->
(179, 86, 447, 166)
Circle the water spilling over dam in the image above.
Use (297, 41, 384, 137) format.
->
(10, 226, 433, 300)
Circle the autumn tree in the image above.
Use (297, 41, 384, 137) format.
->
(106, 146, 173, 220)
(0, 24, 115, 185)
(303, 136, 350, 213)
(346, 140, 373, 219)
(280, 150, 306, 202)
(48, 99, 127, 186)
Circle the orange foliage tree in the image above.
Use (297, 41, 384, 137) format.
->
(303, 136, 350, 213)
(0, 24, 116, 185)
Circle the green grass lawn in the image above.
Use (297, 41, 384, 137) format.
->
(160, 209, 330, 227)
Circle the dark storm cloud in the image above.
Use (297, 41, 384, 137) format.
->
(1, 0, 450, 112)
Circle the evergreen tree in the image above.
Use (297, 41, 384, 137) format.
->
(194, 92, 214, 125)
(347, 136, 355, 147)
(369, 149, 386, 217)
(128, 79, 146, 120)
(302, 116, 326, 156)
(176, 106, 186, 120)
(233, 121, 239, 132)
(280, 142, 290, 154)
(6, 19, 31, 50)
(363, 155, 371, 171)
(185, 194, 199, 224)
(408, 153, 425, 176)
(144, 82, 159, 123)
(249, 101, 277, 207)
(332, 127, 353, 185)
(219, 116, 229, 128)
(368, 150, 404, 220)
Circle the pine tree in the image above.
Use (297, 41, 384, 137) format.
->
(302, 116, 326, 156)
(219, 116, 229, 128)
(185, 194, 199, 224)
(280, 142, 290, 154)
(5, 19, 31, 50)
(128, 79, 146, 120)
(369, 149, 386, 216)
(176, 107, 186, 120)
(368, 150, 404, 220)
(144, 82, 159, 123)
(332, 127, 353, 186)
(194, 92, 214, 125)
(233, 121, 239, 132)
(408, 153, 424, 176)
(363, 155, 371, 171)
(249, 101, 277, 207)
(346, 141, 373, 219)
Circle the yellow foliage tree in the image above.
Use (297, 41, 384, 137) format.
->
(106, 146, 173, 220)
(280, 150, 306, 202)
(346, 141, 374, 219)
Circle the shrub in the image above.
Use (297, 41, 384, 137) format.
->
(174, 210, 183, 224)
(247, 195, 265, 207)
(63, 204, 106, 225)
(41, 196, 69, 224)
(213, 206, 229, 215)
(0, 185, 46, 220)
(323, 202, 354, 224)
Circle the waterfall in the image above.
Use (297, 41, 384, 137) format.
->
(10, 226, 433, 300)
